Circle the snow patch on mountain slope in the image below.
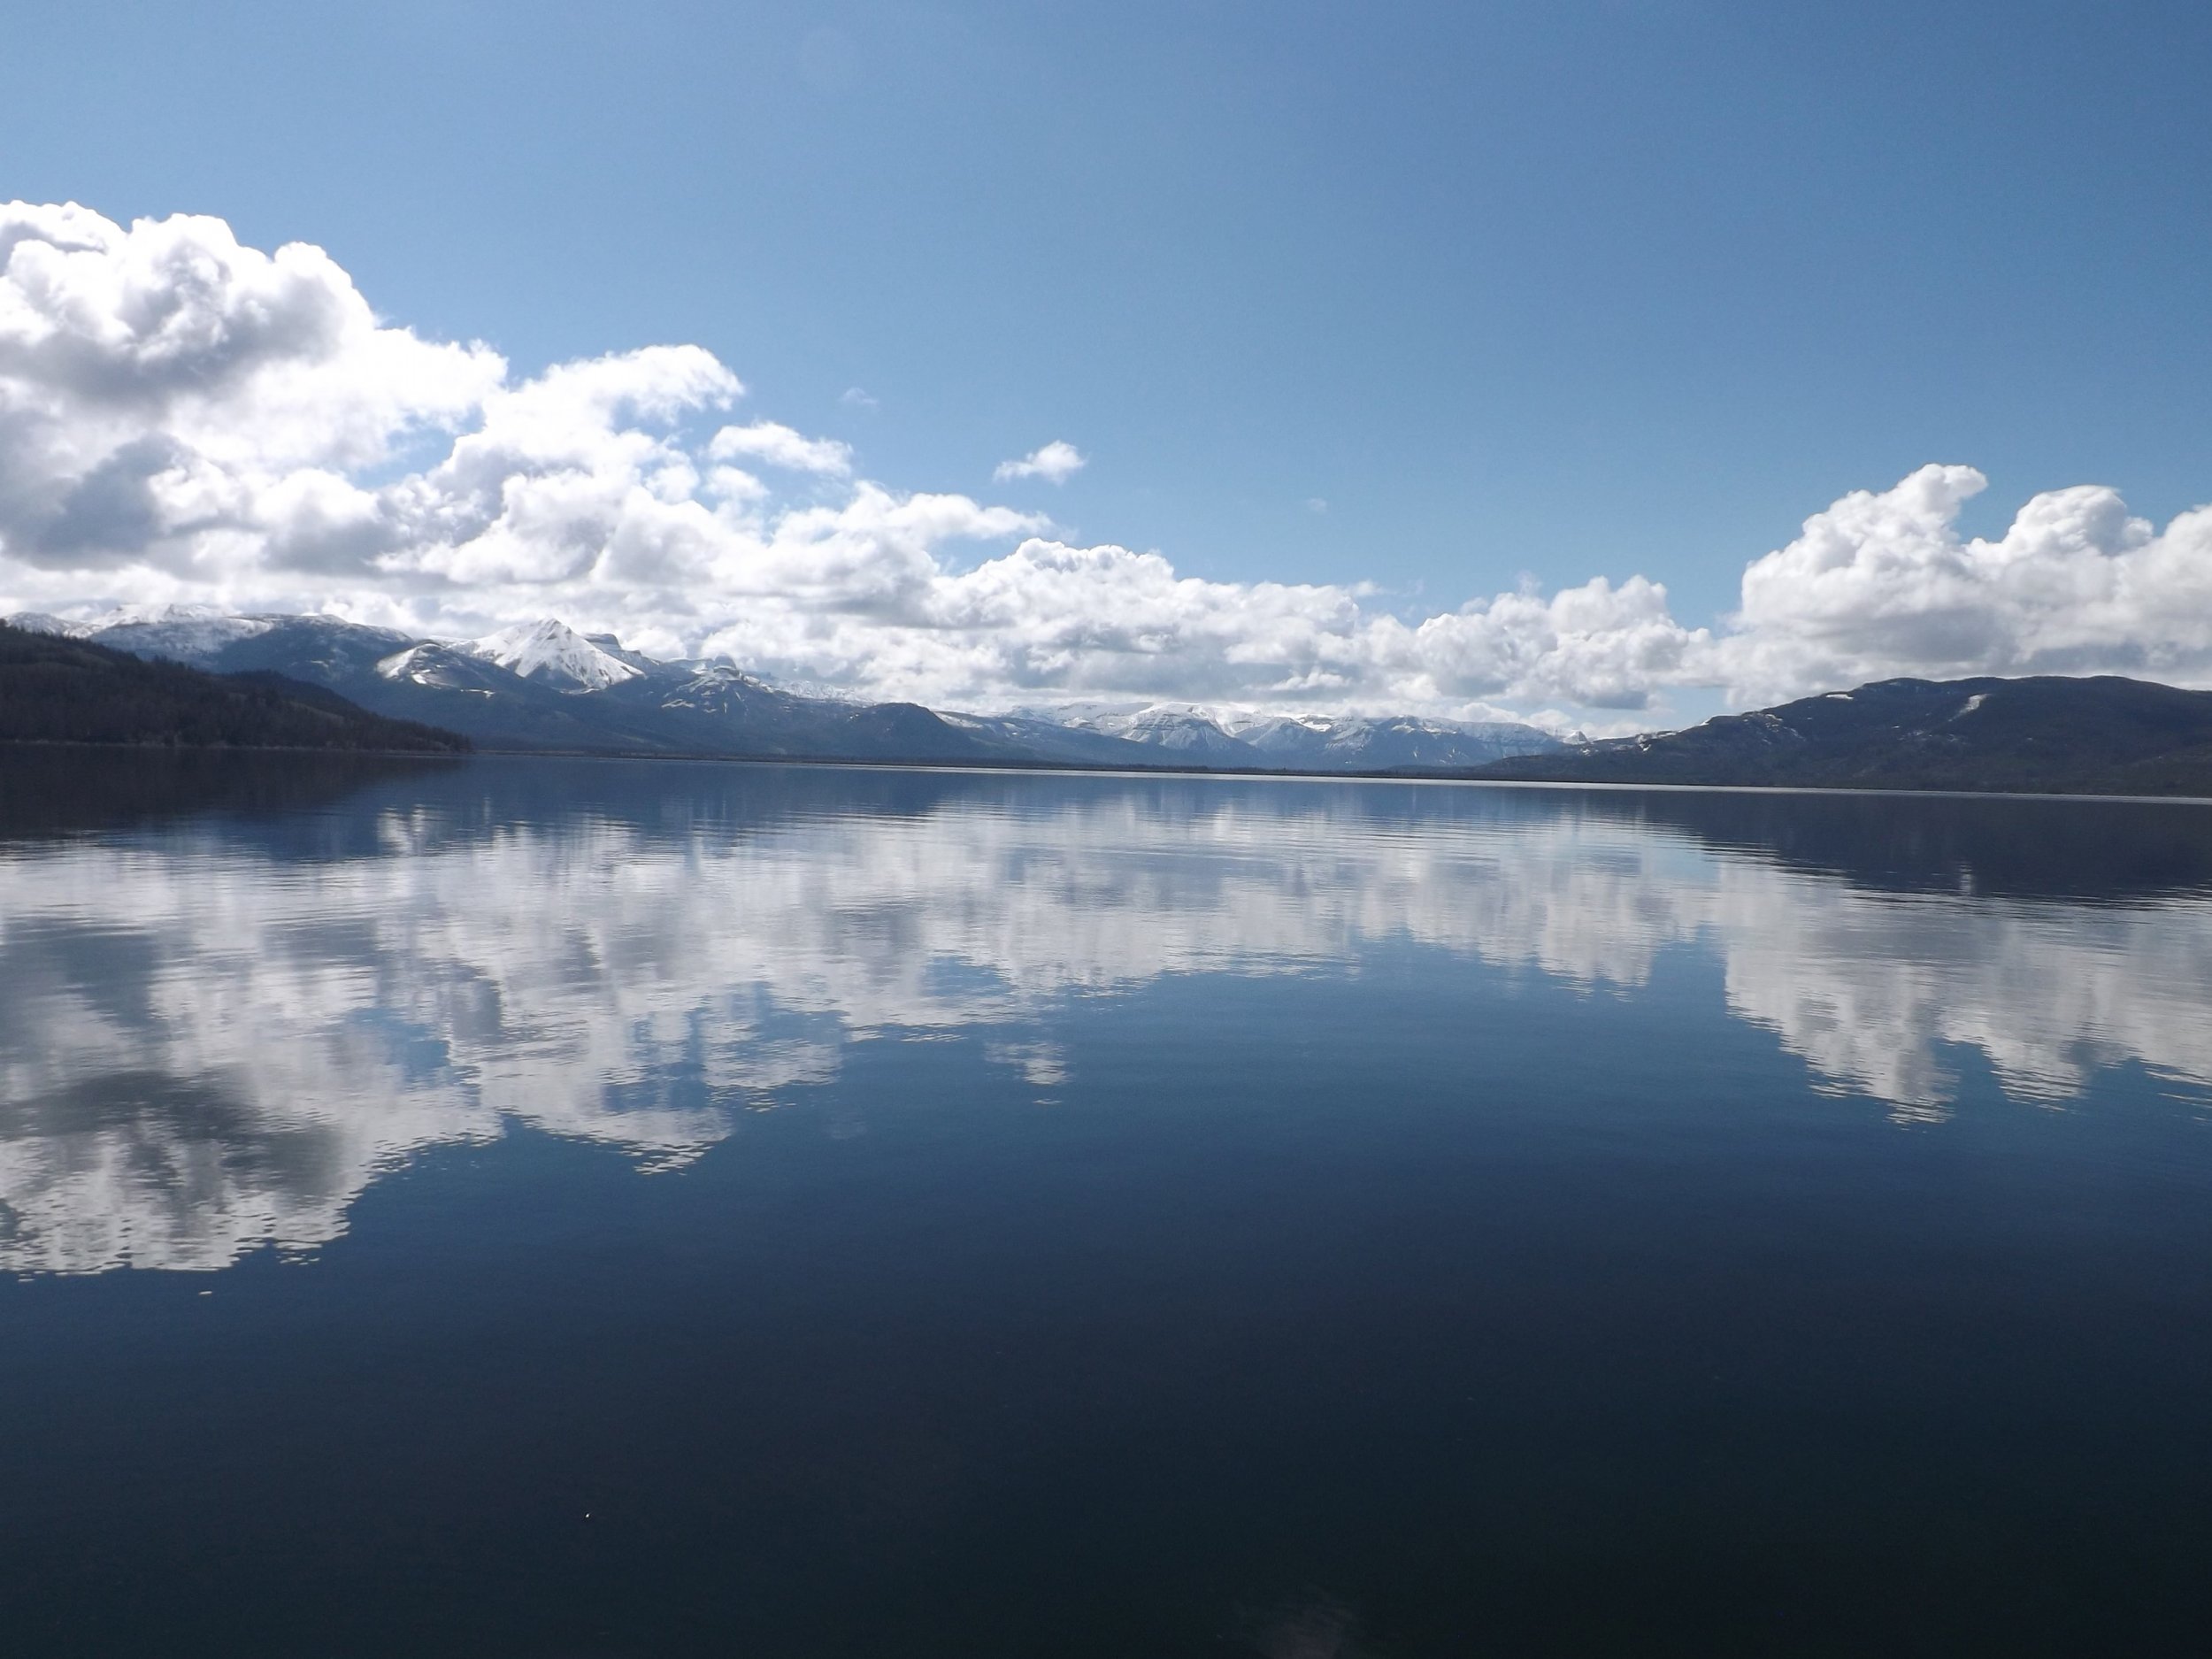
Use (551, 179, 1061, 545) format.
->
(376, 643, 461, 687)
(1042, 702, 1562, 768)
(1066, 704, 1255, 756)
(5, 612, 81, 637)
(458, 619, 643, 691)
(18, 603, 276, 660)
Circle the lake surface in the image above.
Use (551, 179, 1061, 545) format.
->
(4, 751, 2212, 1655)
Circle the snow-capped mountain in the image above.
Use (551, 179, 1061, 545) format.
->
(457, 618, 643, 691)
(5, 611, 79, 637)
(5, 607, 1563, 772)
(375, 641, 523, 695)
(1055, 702, 1563, 770)
(650, 661, 780, 717)
(36, 603, 278, 659)
(1067, 703, 1262, 757)
(1226, 711, 1563, 769)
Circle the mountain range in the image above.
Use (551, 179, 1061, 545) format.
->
(5, 607, 1565, 772)
(19, 607, 2212, 796)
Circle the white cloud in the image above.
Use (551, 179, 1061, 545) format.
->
(993, 440, 1087, 485)
(1380, 574, 1710, 711)
(839, 386, 879, 411)
(1717, 464, 2212, 703)
(0, 201, 503, 584)
(4, 204, 2212, 727)
(707, 419, 852, 477)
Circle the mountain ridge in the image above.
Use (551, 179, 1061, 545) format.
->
(1469, 675, 2212, 797)
(12, 608, 1564, 772)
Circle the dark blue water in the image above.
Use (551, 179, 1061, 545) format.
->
(4, 751, 2212, 1655)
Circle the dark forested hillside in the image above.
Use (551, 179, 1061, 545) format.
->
(0, 623, 470, 752)
(1473, 676, 2212, 796)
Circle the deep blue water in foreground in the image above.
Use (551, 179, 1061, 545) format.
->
(4, 752, 2212, 1655)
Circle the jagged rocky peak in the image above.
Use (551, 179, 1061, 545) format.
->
(583, 632, 661, 671)
(457, 618, 644, 691)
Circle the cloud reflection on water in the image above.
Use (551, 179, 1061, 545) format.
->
(2, 764, 2209, 1273)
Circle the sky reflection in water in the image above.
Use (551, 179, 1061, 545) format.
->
(4, 755, 2210, 1276)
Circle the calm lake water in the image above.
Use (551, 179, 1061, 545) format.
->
(4, 751, 2212, 1655)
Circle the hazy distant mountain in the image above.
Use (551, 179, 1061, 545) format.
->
(1069, 703, 1260, 758)
(1057, 702, 1565, 770)
(1477, 676, 2212, 796)
(1225, 710, 1563, 770)
(18, 608, 1565, 772)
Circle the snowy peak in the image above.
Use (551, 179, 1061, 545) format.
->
(11, 604, 275, 659)
(1051, 703, 1562, 770)
(5, 612, 81, 637)
(374, 641, 505, 692)
(1070, 703, 1254, 757)
(457, 618, 643, 692)
(1229, 713, 1561, 768)
(654, 662, 786, 717)
(584, 633, 661, 672)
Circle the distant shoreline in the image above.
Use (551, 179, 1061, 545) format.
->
(13, 736, 2212, 807)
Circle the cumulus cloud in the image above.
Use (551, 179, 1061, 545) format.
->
(0, 201, 503, 583)
(1717, 464, 2212, 703)
(4, 203, 2211, 727)
(993, 440, 1087, 485)
(707, 419, 852, 477)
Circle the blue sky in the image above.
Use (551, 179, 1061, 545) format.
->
(4, 2, 2210, 721)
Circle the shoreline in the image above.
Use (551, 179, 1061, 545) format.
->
(11, 737, 2212, 807)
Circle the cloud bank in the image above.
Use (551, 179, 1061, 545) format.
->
(4, 203, 2210, 725)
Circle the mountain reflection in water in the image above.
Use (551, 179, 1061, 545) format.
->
(3, 754, 2209, 1275)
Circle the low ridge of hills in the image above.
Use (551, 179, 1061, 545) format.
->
(1472, 675, 2212, 796)
(5, 607, 1563, 772)
(0, 622, 470, 753)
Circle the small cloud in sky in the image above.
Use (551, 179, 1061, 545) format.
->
(1306, 497, 1329, 514)
(840, 386, 879, 411)
(995, 440, 1087, 485)
(707, 420, 851, 476)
